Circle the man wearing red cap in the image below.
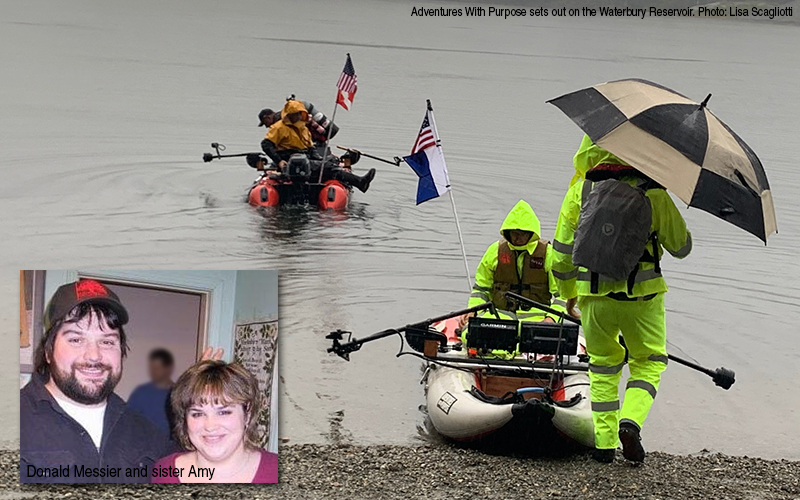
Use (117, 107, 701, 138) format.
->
(20, 279, 174, 483)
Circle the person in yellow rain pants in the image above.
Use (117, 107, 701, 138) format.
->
(552, 136, 692, 463)
(459, 200, 567, 357)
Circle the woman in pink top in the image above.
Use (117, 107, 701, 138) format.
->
(151, 360, 278, 483)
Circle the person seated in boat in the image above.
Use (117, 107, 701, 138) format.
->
(459, 200, 568, 336)
(258, 98, 338, 148)
(261, 99, 375, 192)
(151, 360, 278, 483)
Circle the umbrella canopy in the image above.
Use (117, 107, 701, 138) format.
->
(548, 78, 777, 242)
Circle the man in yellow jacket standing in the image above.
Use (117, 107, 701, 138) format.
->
(462, 200, 567, 331)
(552, 136, 692, 463)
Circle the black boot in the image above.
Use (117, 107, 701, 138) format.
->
(619, 422, 645, 463)
(332, 169, 375, 193)
(591, 448, 615, 463)
(356, 168, 376, 193)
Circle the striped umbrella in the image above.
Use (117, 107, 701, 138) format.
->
(548, 78, 777, 242)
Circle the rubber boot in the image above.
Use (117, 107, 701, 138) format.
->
(619, 421, 645, 463)
(333, 169, 375, 192)
(356, 168, 376, 193)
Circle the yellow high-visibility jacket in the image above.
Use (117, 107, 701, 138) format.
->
(468, 200, 567, 318)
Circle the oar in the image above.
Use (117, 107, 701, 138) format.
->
(336, 145, 402, 166)
(326, 301, 496, 360)
(202, 142, 261, 163)
(504, 292, 736, 390)
(203, 151, 255, 163)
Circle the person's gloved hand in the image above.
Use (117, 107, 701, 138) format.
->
(342, 150, 361, 166)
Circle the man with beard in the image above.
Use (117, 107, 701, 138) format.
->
(20, 279, 173, 483)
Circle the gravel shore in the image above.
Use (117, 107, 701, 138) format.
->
(2, 445, 799, 500)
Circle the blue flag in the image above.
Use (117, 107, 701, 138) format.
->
(403, 108, 451, 205)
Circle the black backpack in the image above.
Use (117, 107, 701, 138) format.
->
(572, 179, 661, 294)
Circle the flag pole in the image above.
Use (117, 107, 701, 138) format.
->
(427, 99, 472, 293)
(317, 102, 339, 184)
(449, 190, 472, 293)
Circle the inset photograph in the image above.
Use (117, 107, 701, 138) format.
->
(19, 270, 278, 484)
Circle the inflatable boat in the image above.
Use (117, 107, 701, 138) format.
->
(327, 298, 596, 454)
(422, 316, 594, 451)
(247, 171, 350, 210)
(203, 143, 352, 210)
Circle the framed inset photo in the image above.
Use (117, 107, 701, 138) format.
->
(20, 270, 278, 484)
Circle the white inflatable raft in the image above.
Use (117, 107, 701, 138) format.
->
(422, 317, 595, 450)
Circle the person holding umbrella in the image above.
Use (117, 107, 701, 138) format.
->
(548, 79, 777, 463)
(551, 136, 692, 464)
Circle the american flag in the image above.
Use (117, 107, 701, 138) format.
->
(411, 112, 437, 154)
(336, 54, 357, 110)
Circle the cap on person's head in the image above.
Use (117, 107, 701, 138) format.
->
(44, 279, 129, 331)
(258, 108, 274, 127)
(246, 153, 263, 169)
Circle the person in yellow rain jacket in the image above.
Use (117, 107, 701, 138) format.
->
(261, 99, 316, 169)
(460, 201, 568, 350)
(552, 136, 692, 464)
(261, 99, 375, 192)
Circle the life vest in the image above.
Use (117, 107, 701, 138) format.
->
(491, 239, 551, 311)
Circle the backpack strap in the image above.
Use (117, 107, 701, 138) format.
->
(626, 267, 637, 296)
(582, 181, 599, 294)
(627, 232, 661, 295)
(581, 180, 594, 203)
(651, 232, 661, 274)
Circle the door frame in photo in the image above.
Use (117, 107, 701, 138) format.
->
(44, 271, 237, 360)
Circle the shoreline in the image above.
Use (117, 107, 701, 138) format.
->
(3, 444, 799, 499)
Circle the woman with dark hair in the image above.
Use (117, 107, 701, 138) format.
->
(151, 360, 278, 483)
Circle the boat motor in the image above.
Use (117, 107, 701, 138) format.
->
(286, 153, 311, 181)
